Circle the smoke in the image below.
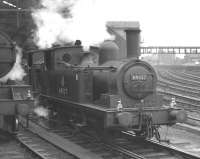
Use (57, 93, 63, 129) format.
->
(31, 0, 200, 48)
(32, 0, 74, 48)
(34, 107, 49, 118)
(0, 45, 26, 82)
(33, 95, 49, 118)
(32, 0, 115, 49)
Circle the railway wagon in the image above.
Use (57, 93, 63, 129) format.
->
(0, 31, 33, 133)
(28, 27, 187, 139)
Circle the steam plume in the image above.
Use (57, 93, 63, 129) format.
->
(34, 107, 49, 118)
(32, 0, 113, 49)
(32, 0, 200, 48)
(0, 45, 26, 82)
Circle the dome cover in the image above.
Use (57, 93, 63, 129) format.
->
(100, 40, 119, 51)
(99, 41, 119, 64)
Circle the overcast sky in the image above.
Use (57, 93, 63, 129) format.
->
(90, 0, 200, 46)
(32, 0, 200, 48)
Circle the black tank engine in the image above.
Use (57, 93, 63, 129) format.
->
(28, 28, 187, 139)
(0, 31, 33, 133)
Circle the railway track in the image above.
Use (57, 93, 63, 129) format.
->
(157, 89, 200, 126)
(158, 88, 200, 108)
(188, 116, 200, 122)
(156, 68, 200, 125)
(158, 80, 200, 98)
(186, 71, 200, 76)
(157, 69, 200, 108)
(0, 122, 77, 159)
(18, 115, 200, 159)
(157, 70, 200, 91)
(122, 131, 200, 159)
(0, 130, 42, 159)
(157, 69, 200, 88)
(17, 127, 75, 159)
(0, 138, 33, 159)
(173, 71, 200, 81)
(158, 78, 200, 92)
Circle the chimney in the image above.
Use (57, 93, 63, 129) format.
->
(125, 28, 141, 58)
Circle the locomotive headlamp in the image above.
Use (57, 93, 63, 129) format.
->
(27, 90, 33, 100)
(16, 118, 19, 125)
(117, 100, 123, 111)
(15, 118, 19, 131)
(170, 97, 176, 108)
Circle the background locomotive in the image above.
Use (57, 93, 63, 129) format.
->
(28, 26, 187, 139)
(0, 30, 33, 133)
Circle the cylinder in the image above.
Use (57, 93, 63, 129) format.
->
(125, 29, 141, 58)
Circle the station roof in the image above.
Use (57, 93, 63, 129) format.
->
(0, 0, 17, 9)
(0, 0, 37, 10)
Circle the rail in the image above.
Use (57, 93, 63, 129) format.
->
(19, 115, 200, 159)
(188, 116, 200, 122)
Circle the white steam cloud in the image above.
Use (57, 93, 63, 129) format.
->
(34, 107, 49, 118)
(32, 0, 200, 47)
(32, 0, 113, 49)
(0, 45, 26, 82)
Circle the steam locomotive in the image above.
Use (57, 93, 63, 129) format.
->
(28, 28, 187, 139)
(0, 31, 33, 133)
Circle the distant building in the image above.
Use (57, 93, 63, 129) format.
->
(184, 54, 200, 64)
(157, 53, 176, 65)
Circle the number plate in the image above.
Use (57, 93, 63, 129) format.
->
(131, 74, 147, 81)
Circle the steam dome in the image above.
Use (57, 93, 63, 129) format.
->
(99, 40, 119, 64)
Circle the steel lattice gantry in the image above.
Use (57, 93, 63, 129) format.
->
(141, 46, 200, 54)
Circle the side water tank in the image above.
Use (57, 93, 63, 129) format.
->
(0, 31, 15, 78)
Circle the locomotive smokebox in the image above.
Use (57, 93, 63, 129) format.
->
(125, 28, 141, 58)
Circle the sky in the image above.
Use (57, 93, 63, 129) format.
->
(32, 0, 200, 48)
(90, 0, 200, 46)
